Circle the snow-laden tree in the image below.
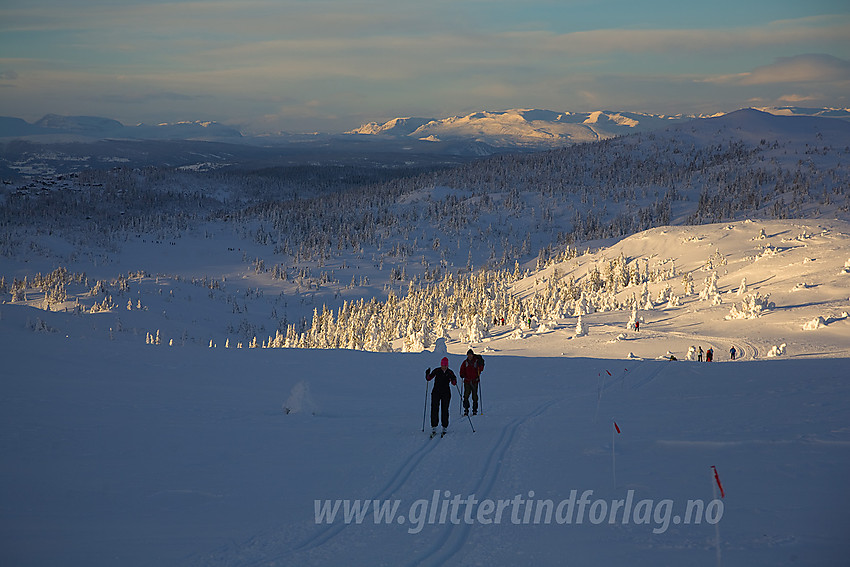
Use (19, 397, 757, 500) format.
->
(464, 314, 487, 344)
(699, 272, 721, 303)
(656, 283, 672, 305)
(725, 292, 773, 320)
(767, 343, 786, 357)
(682, 272, 694, 296)
(574, 291, 591, 317)
(627, 306, 638, 331)
(575, 313, 587, 337)
(419, 318, 433, 350)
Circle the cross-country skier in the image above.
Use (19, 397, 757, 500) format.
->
(426, 357, 457, 437)
(698, 346, 704, 362)
(706, 348, 714, 362)
(460, 349, 485, 416)
(730, 346, 737, 360)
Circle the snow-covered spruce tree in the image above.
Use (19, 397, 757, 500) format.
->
(574, 291, 590, 317)
(366, 314, 393, 352)
(682, 272, 694, 296)
(767, 343, 786, 357)
(419, 318, 433, 350)
(656, 283, 672, 305)
(575, 313, 587, 337)
(725, 292, 773, 320)
(640, 282, 652, 310)
(627, 306, 638, 331)
(699, 272, 720, 303)
(89, 295, 114, 313)
(402, 320, 423, 352)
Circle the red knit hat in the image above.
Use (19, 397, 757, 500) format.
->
(441, 357, 449, 366)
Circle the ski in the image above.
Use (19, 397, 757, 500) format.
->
(441, 431, 447, 438)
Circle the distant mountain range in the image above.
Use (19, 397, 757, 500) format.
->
(2, 107, 850, 177)
(2, 107, 849, 149)
(0, 114, 244, 142)
(346, 109, 703, 147)
(346, 107, 850, 148)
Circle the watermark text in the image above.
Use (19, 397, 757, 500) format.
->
(315, 489, 723, 534)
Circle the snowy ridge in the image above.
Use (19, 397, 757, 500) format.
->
(346, 106, 850, 149)
(0, 114, 244, 142)
(347, 108, 700, 147)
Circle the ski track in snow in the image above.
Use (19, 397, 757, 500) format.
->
(288, 436, 440, 559)
(227, 433, 443, 567)
(270, 397, 562, 567)
(626, 361, 667, 390)
(658, 329, 762, 361)
(406, 398, 560, 567)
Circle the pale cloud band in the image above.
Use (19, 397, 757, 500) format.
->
(1, 1, 848, 131)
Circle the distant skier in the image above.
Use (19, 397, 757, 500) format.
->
(460, 349, 485, 416)
(698, 346, 704, 362)
(706, 348, 714, 362)
(730, 346, 737, 360)
(426, 357, 457, 437)
(634, 320, 640, 332)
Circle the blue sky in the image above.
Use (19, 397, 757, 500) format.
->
(1, 0, 849, 133)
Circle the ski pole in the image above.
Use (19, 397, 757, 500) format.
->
(455, 381, 463, 416)
(478, 378, 483, 415)
(422, 370, 430, 432)
(455, 381, 475, 432)
(464, 408, 475, 432)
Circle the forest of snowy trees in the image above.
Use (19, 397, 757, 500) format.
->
(2, 115, 849, 350)
(3, 121, 847, 271)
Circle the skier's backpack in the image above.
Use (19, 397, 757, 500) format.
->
(476, 354, 485, 371)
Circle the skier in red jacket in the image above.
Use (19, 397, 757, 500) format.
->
(460, 349, 484, 416)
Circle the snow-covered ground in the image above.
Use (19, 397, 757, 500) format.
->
(1, 215, 849, 566)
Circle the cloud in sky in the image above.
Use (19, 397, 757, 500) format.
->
(740, 54, 850, 85)
(1, 1, 849, 132)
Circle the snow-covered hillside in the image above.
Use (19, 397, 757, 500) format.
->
(1, 219, 848, 566)
(2, 218, 847, 359)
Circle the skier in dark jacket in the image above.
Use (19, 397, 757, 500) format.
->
(426, 357, 457, 436)
(460, 349, 484, 416)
